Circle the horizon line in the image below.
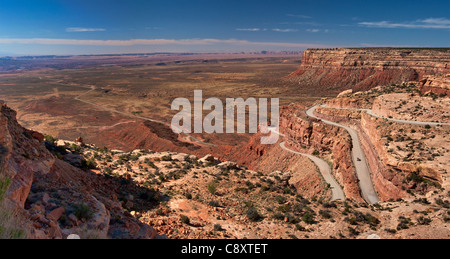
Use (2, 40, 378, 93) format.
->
(2, 46, 449, 58)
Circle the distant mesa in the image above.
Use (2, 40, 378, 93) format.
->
(287, 48, 450, 94)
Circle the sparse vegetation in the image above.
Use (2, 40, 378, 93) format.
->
(73, 203, 94, 221)
(0, 177, 27, 239)
(1, 51, 449, 239)
(207, 181, 218, 195)
(245, 207, 263, 222)
(181, 215, 190, 225)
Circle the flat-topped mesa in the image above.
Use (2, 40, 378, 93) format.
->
(288, 48, 450, 93)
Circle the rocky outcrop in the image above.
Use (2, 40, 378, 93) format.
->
(0, 104, 56, 209)
(288, 48, 450, 93)
(316, 105, 362, 120)
(359, 112, 445, 200)
(358, 113, 408, 200)
(325, 95, 374, 110)
(420, 74, 450, 96)
(0, 103, 158, 239)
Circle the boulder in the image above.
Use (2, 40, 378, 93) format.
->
(199, 154, 215, 164)
(30, 131, 45, 142)
(46, 207, 65, 222)
(218, 161, 238, 170)
(171, 153, 189, 161)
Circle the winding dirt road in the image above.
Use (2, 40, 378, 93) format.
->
(279, 142, 345, 201)
(320, 104, 450, 127)
(308, 103, 450, 204)
(269, 127, 345, 201)
(307, 105, 380, 204)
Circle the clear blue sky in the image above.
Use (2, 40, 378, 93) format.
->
(0, 0, 449, 55)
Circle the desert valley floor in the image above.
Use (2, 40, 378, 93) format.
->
(1, 49, 449, 239)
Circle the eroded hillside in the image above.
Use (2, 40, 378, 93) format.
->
(1, 102, 449, 239)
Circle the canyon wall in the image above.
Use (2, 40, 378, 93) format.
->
(313, 102, 445, 201)
(288, 48, 450, 93)
(358, 113, 409, 200)
(420, 74, 450, 96)
(277, 104, 363, 201)
(221, 104, 363, 201)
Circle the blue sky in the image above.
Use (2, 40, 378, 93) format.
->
(0, 0, 449, 55)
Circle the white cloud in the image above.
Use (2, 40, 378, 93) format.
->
(359, 17, 450, 29)
(66, 27, 106, 32)
(306, 29, 320, 33)
(272, 28, 298, 33)
(419, 18, 450, 26)
(236, 28, 261, 32)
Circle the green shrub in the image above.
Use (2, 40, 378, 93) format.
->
(74, 203, 93, 221)
(181, 215, 190, 225)
(85, 158, 97, 169)
(275, 195, 287, 204)
(208, 200, 220, 207)
(397, 216, 411, 230)
(214, 224, 223, 231)
(44, 135, 56, 143)
(0, 177, 11, 202)
(208, 181, 218, 195)
(161, 155, 172, 161)
(295, 224, 306, 231)
(277, 204, 291, 213)
(0, 177, 27, 239)
(272, 212, 285, 221)
(319, 210, 332, 219)
(302, 211, 314, 224)
(246, 207, 263, 222)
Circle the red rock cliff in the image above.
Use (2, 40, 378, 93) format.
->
(278, 104, 363, 201)
(288, 48, 450, 93)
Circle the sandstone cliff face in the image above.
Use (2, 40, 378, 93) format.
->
(278, 104, 362, 201)
(359, 112, 445, 197)
(420, 74, 450, 96)
(288, 48, 450, 93)
(0, 103, 158, 239)
(358, 113, 409, 200)
(316, 102, 446, 201)
(0, 104, 56, 209)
